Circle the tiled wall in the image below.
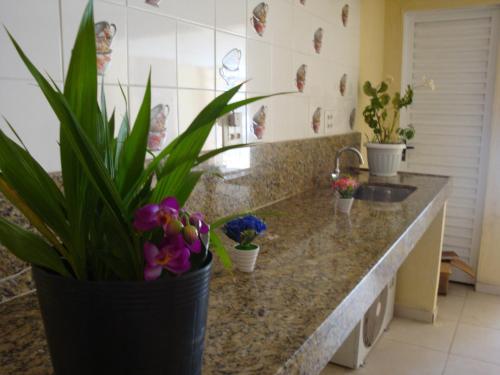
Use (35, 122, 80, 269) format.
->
(0, 0, 360, 172)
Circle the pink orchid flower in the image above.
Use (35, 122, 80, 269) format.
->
(133, 197, 180, 232)
(143, 236, 191, 280)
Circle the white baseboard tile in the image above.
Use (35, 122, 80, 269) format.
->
(394, 304, 437, 323)
(475, 282, 500, 296)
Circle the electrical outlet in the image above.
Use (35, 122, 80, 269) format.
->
(221, 112, 243, 146)
(325, 110, 335, 133)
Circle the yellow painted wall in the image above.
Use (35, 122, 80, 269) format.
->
(358, 0, 500, 288)
(355, 0, 386, 167)
(396, 206, 446, 322)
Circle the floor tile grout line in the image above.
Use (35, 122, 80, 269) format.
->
(446, 350, 500, 368)
(382, 336, 451, 355)
(441, 286, 500, 373)
(441, 287, 468, 374)
(456, 320, 500, 331)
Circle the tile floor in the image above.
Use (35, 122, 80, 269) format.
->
(322, 282, 500, 375)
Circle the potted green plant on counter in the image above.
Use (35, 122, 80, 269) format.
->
(0, 2, 278, 374)
(223, 215, 267, 272)
(362, 76, 434, 176)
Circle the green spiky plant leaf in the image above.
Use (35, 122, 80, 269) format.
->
(0, 0, 284, 280)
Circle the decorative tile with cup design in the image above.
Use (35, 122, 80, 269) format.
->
(296, 64, 307, 93)
(251, 2, 268, 37)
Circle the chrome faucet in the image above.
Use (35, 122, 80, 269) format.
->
(331, 146, 364, 180)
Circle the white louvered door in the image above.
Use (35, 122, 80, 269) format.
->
(401, 8, 500, 283)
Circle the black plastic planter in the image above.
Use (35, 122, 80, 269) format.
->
(32, 252, 212, 375)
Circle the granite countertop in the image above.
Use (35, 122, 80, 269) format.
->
(0, 171, 451, 375)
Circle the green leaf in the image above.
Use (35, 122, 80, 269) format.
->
(151, 161, 203, 206)
(378, 81, 388, 93)
(159, 84, 245, 175)
(7, 29, 140, 278)
(100, 81, 115, 175)
(194, 143, 254, 166)
(210, 231, 232, 269)
(125, 86, 244, 206)
(106, 110, 116, 176)
(380, 94, 390, 106)
(174, 171, 203, 208)
(0, 126, 69, 243)
(0, 216, 71, 277)
(124, 91, 286, 208)
(363, 81, 377, 96)
(116, 74, 151, 196)
(210, 212, 252, 229)
(217, 92, 288, 118)
(63, 0, 98, 144)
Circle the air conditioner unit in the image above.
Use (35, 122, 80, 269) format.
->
(330, 276, 396, 369)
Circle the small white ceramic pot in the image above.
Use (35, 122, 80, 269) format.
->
(337, 197, 354, 214)
(230, 244, 260, 272)
(366, 143, 406, 177)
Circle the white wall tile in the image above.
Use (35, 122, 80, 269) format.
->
(309, 96, 325, 137)
(178, 89, 216, 150)
(306, 0, 332, 19)
(176, 0, 215, 27)
(334, 97, 353, 134)
(292, 5, 313, 55)
(272, 46, 295, 92)
(216, 32, 246, 91)
(129, 86, 179, 151)
(177, 22, 215, 89)
(247, 92, 272, 142)
(247, 0, 273, 43)
(290, 93, 309, 139)
(324, 62, 340, 97)
(346, 0, 361, 34)
(0, 0, 62, 81)
(292, 52, 312, 95)
(308, 55, 327, 97)
(0, 0, 361, 169)
(216, 0, 247, 36)
(246, 39, 272, 93)
(0, 80, 61, 172)
(310, 15, 329, 57)
(272, 0, 293, 48)
(128, 0, 176, 16)
(271, 94, 292, 142)
(61, 0, 128, 84)
(128, 9, 176, 87)
(103, 0, 126, 5)
(273, 93, 307, 141)
(334, 1, 350, 29)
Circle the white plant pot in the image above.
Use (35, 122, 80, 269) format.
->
(230, 244, 260, 273)
(337, 197, 354, 214)
(366, 143, 406, 177)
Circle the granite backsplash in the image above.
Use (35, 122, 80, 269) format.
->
(0, 132, 361, 303)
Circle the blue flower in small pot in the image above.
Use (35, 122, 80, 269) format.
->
(223, 215, 267, 272)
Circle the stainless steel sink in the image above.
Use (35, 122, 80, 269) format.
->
(354, 183, 417, 203)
